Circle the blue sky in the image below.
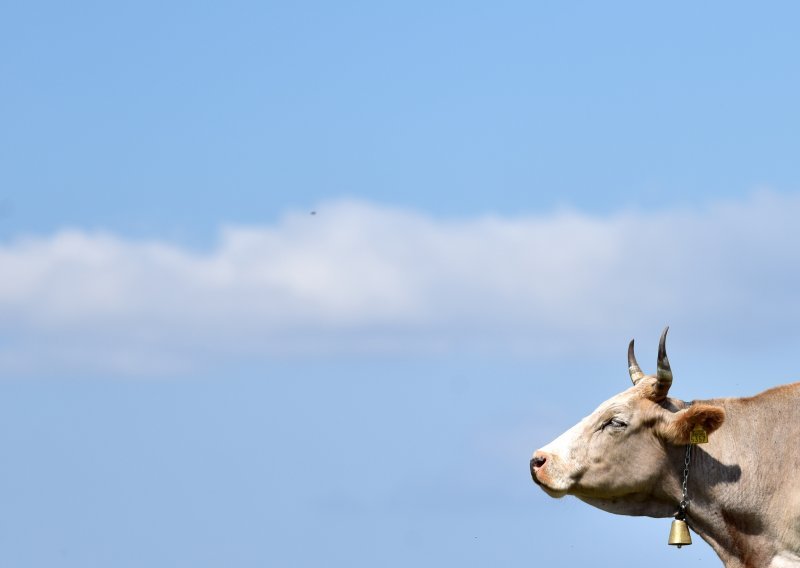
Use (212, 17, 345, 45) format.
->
(3, 1, 800, 566)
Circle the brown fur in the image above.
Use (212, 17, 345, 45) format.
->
(658, 403, 726, 444)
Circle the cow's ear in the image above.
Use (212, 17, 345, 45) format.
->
(658, 404, 726, 445)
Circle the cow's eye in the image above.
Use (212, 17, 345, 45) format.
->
(604, 418, 628, 431)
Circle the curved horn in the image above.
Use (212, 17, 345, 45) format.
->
(655, 326, 673, 399)
(628, 339, 646, 385)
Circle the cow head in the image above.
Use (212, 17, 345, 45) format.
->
(530, 328, 725, 517)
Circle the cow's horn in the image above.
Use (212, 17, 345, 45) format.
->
(628, 339, 646, 385)
(655, 326, 673, 399)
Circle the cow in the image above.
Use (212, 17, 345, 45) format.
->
(530, 328, 800, 567)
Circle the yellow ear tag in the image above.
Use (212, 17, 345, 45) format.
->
(689, 425, 708, 444)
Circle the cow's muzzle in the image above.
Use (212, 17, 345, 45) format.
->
(530, 452, 548, 483)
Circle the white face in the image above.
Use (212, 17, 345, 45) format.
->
(530, 378, 683, 514)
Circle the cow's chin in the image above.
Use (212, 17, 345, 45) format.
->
(538, 484, 569, 499)
(532, 474, 571, 498)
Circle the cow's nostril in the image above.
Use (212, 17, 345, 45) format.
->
(531, 455, 547, 469)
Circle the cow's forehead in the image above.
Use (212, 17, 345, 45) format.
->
(589, 380, 654, 416)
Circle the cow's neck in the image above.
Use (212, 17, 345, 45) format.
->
(671, 396, 793, 568)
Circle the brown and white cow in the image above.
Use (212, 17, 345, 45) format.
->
(530, 328, 800, 568)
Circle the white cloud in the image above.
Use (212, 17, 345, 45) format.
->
(2, 191, 800, 375)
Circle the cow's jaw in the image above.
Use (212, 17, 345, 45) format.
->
(577, 493, 678, 518)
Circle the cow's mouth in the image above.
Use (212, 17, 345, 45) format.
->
(531, 469, 569, 498)
(536, 482, 568, 498)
